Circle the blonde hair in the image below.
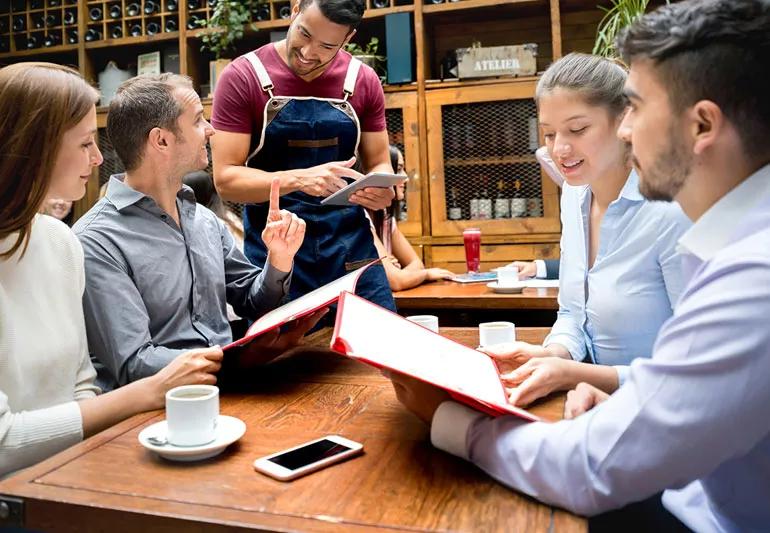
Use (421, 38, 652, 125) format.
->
(0, 62, 99, 259)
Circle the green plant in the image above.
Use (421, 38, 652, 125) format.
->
(345, 37, 383, 58)
(199, 0, 256, 59)
(593, 0, 668, 58)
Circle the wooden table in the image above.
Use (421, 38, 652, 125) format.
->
(394, 281, 559, 311)
(0, 328, 585, 533)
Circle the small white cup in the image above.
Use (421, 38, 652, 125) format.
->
(479, 321, 516, 348)
(496, 266, 520, 287)
(165, 384, 219, 447)
(406, 315, 439, 333)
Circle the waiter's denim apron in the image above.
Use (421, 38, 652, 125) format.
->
(240, 52, 395, 316)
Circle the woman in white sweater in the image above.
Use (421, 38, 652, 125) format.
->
(0, 62, 224, 478)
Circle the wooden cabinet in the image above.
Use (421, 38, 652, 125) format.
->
(425, 79, 560, 238)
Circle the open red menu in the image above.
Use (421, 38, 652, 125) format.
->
(330, 291, 540, 421)
(224, 260, 380, 351)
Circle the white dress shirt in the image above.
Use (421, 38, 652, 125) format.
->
(431, 164, 770, 532)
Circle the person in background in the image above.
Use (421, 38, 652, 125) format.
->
(74, 73, 319, 393)
(41, 198, 74, 225)
(183, 170, 245, 250)
(0, 63, 222, 478)
(481, 52, 690, 407)
(210, 0, 396, 324)
(390, 2, 770, 529)
(367, 145, 454, 291)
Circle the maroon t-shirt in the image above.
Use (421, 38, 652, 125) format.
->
(211, 43, 386, 154)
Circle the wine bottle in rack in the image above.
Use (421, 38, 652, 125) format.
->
(279, 5, 291, 18)
(89, 6, 103, 21)
(448, 187, 463, 221)
(0, 38, 10, 53)
(164, 18, 177, 32)
(126, 3, 141, 16)
(253, 3, 270, 21)
(0, 19, 7, 33)
(129, 23, 142, 36)
(110, 24, 123, 38)
(43, 32, 60, 46)
(145, 20, 160, 35)
(32, 14, 46, 30)
(372, 0, 389, 8)
(493, 179, 510, 219)
(45, 11, 61, 27)
(425, 0, 444, 4)
(84, 27, 102, 41)
(48, 0, 62, 6)
(510, 178, 526, 217)
(109, 4, 122, 19)
(26, 34, 41, 49)
(187, 0, 201, 10)
(12, 15, 26, 32)
(63, 9, 77, 25)
(30, 0, 45, 9)
(208, 0, 217, 6)
(66, 29, 78, 44)
(144, 1, 159, 15)
(477, 177, 492, 220)
(186, 12, 203, 29)
(11, 0, 27, 13)
(166, 0, 178, 11)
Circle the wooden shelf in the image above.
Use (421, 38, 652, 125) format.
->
(445, 155, 537, 166)
(84, 31, 179, 49)
(423, 0, 542, 15)
(363, 4, 415, 18)
(0, 43, 78, 58)
(425, 75, 540, 90)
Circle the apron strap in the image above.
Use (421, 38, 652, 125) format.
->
(245, 51, 275, 98)
(343, 57, 362, 101)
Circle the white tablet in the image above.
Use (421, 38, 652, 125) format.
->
(320, 172, 407, 207)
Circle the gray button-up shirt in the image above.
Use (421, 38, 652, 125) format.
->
(73, 175, 290, 391)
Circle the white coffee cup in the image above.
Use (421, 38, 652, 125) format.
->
(406, 314, 439, 333)
(496, 266, 520, 287)
(479, 321, 516, 348)
(165, 384, 219, 447)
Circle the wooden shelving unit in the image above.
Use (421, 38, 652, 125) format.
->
(0, 0, 616, 271)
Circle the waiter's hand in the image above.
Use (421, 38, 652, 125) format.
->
(349, 185, 395, 210)
(295, 156, 361, 197)
(262, 177, 305, 272)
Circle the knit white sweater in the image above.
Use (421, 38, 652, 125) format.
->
(0, 215, 100, 478)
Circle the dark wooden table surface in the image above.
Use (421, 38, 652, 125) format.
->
(0, 328, 585, 533)
(394, 281, 559, 311)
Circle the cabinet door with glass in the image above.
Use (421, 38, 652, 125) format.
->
(425, 80, 560, 237)
(384, 90, 421, 237)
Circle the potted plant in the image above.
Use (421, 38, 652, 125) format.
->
(198, 0, 256, 59)
(593, 0, 668, 57)
(345, 36, 386, 77)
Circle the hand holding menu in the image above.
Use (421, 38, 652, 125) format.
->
(330, 292, 540, 421)
(223, 260, 380, 351)
(320, 172, 407, 207)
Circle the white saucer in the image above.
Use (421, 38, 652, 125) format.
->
(138, 415, 246, 462)
(487, 281, 525, 294)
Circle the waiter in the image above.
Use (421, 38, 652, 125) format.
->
(211, 0, 395, 315)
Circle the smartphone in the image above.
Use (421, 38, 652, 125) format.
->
(535, 146, 565, 187)
(253, 435, 364, 481)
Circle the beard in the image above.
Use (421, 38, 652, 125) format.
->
(636, 125, 692, 202)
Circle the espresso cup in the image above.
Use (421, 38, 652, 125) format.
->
(479, 321, 516, 348)
(165, 384, 219, 447)
(406, 314, 439, 333)
(496, 266, 520, 287)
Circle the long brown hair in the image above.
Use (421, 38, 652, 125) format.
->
(0, 62, 99, 259)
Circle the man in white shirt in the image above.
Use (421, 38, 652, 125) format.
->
(388, 1, 770, 531)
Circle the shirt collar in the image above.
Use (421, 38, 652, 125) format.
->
(678, 163, 770, 262)
(576, 169, 643, 204)
(106, 174, 197, 212)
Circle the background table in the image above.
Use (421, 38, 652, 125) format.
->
(394, 281, 559, 327)
(0, 328, 585, 533)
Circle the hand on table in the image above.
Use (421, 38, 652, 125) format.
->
(425, 267, 455, 281)
(509, 261, 537, 279)
(564, 382, 610, 419)
(262, 177, 306, 272)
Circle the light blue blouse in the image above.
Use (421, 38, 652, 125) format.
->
(543, 171, 690, 379)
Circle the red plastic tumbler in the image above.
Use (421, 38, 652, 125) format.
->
(463, 228, 481, 273)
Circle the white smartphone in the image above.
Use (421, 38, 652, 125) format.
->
(253, 435, 364, 481)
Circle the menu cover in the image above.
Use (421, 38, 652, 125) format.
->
(451, 272, 498, 284)
(223, 260, 380, 351)
(330, 292, 540, 421)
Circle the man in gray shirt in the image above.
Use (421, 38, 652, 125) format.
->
(74, 73, 314, 391)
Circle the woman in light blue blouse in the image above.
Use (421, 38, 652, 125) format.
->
(484, 53, 691, 406)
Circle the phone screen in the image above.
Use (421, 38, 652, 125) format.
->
(267, 439, 353, 471)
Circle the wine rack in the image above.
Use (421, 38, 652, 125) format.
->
(1, 0, 79, 54)
(83, 0, 179, 43)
